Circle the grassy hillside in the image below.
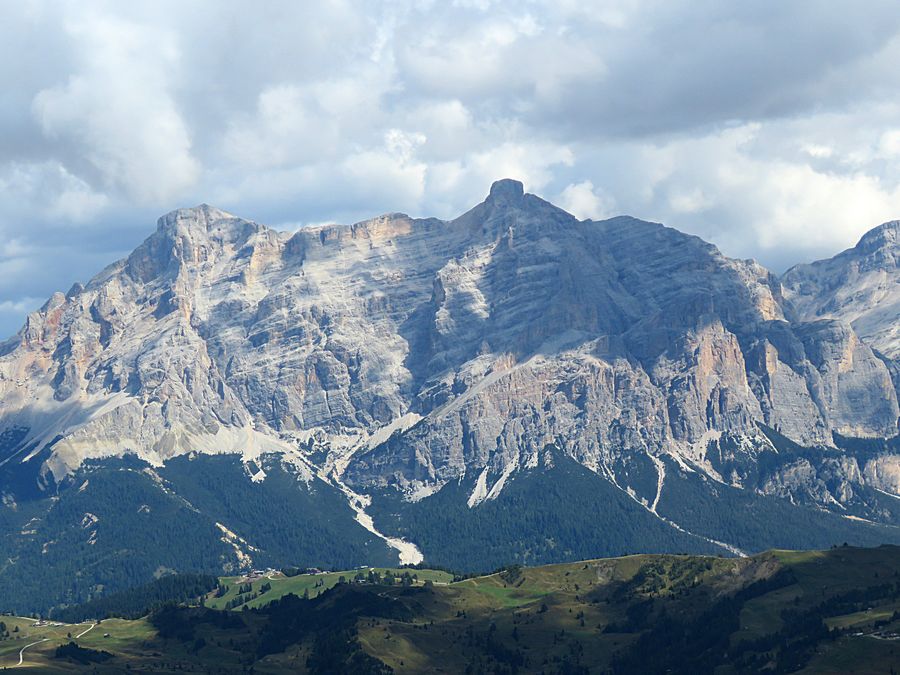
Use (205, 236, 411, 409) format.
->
(206, 567, 455, 611)
(4, 546, 900, 672)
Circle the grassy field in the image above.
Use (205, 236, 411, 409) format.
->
(825, 605, 900, 630)
(4, 546, 900, 672)
(206, 567, 455, 610)
(801, 633, 900, 675)
(0, 615, 155, 671)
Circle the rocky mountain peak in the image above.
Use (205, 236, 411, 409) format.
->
(0, 182, 897, 500)
(856, 220, 900, 257)
(454, 178, 578, 242)
(486, 178, 525, 206)
(782, 219, 900, 359)
(124, 205, 268, 283)
(155, 203, 265, 245)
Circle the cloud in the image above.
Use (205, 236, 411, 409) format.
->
(558, 181, 617, 220)
(0, 0, 899, 336)
(0, 161, 108, 223)
(0, 298, 43, 318)
(573, 120, 900, 269)
(31, 12, 199, 204)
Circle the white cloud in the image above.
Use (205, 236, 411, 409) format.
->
(668, 188, 714, 215)
(0, 161, 108, 223)
(467, 142, 574, 194)
(880, 130, 900, 157)
(558, 181, 616, 220)
(0, 297, 42, 316)
(590, 122, 900, 267)
(32, 12, 199, 204)
(223, 85, 339, 169)
(753, 164, 900, 255)
(803, 144, 834, 159)
(343, 130, 429, 206)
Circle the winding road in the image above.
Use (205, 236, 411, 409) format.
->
(75, 622, 96, 639)
(9, 621, 95, 668)
(15, 638, 48, 667)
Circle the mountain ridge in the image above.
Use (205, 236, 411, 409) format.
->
(2, 177, 898, 494)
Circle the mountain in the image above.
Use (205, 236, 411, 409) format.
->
(1, 179, 899, 613)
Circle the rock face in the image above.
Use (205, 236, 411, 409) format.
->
(783, 221, 900, 359)
(0, 180, 899, 577)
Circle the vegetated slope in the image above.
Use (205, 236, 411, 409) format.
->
(146, 544, 900, 674)
(0, 454, 394, 615)
(8, 545, 900, 673)
(207, 567, 455, 612)
(52, 573, 219, 623)
(366, 448, 900, 572)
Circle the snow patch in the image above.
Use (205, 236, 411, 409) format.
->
(647, 454, 666, 514)
(486, 457, 519, 501)
(406, 481, 445, 503)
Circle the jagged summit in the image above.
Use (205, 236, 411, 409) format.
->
(153, 203, 264, 242)
(122, 204, 272, 285)
(454, 178, 581, 242)
(160, 202, 235, 224)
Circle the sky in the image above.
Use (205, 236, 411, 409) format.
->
(1, 0, 900, 337)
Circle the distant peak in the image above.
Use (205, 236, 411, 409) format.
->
(855, 220, 899, 253)
(487, 179, 525, 205)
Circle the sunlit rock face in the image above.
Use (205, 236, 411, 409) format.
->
(0, 181, 897, 514)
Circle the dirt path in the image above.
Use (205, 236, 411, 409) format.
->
(75, 622, 96, 639)
(15, 638, 48, 667)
